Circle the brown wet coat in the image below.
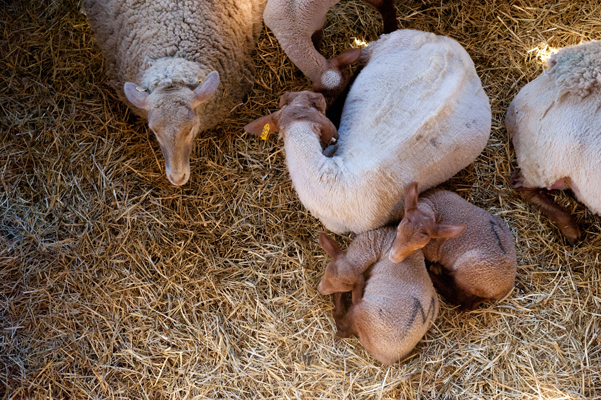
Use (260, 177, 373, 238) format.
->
(391, 183, 517, 310)
(317, 228, 438, 365)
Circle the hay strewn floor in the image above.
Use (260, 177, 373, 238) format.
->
(1, 0, 600, 398)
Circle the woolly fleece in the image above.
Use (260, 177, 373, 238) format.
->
(506, 40, 601, 215)
(83, 0, 266, 130)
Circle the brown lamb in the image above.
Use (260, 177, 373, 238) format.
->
(389, 182, 517, 310)
(317, 228, 438, 365)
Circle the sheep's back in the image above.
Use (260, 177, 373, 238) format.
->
(337, 30, 490, 191)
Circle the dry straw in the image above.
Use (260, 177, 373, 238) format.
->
(1, 0, 600, 399)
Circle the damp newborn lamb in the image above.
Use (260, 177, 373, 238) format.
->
(263, 0, 397, 95)
(83, 0, 266, 185)
(317, 228, 438, 365)
(506, 40, 601, 243)
(389, 182, 517, 310)
(245, 30, 491, 234)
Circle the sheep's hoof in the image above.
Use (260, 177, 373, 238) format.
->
(559, 222, 581, 245)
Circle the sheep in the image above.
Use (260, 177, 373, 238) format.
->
(505, 40, 601, 243)
(317, 228, 438, 365)
(389, 182, 517, 310)
(263, 0, 397, 96)
(244, 30, 491, 234)
(82, 0, 267, 186)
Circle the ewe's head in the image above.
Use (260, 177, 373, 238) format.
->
(124, 71, 220, 186)
(244, 91, 338, 147)
(317, 233, 356, 295)
(313, 48, 362, 98)
(389, 182, 466, 263)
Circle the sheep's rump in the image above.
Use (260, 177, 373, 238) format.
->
(506, 41, 601, 215)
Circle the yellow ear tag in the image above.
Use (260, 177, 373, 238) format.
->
(260, 124, 270, 141)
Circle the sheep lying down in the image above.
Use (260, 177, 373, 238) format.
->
(506, 40, 601, 243)
(246, 30, 491, 234)
(83, 0, 266, 186)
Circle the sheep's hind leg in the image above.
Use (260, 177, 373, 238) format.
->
(511, 170, 581, 244)
(363, 0, 398, 33)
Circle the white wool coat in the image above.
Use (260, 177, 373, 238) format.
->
(284, 30, 491, 234)
(83, 0, 266, 130)
(505, 40, 601, 215)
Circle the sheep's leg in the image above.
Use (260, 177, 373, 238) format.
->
(311, 28, 324, 53)
(363, 0, 398, 33)
(511, 170, 581, 244)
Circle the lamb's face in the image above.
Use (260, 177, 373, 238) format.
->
(317, 260, 355, 295)
(389, 206, 435, 263)
(147, 88, 200, 186)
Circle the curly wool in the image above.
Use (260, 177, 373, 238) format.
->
(545, 40, 601, 97)
(83, 0, 266, 129)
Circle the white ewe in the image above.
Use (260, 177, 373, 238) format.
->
(506, 40, 601, 243)
(83, 0, 266, 185)
(245, 30, 491, 234)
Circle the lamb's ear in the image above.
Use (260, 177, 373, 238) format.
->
(310, 93, 327, 114)
(124, 83, 150, 110)
(331, 48, 362, 68)
(433, 224, 466, 239)
(319, 115, 339, 146)
(279, 91, 300, 108)
(318, 232, 342, 258)
(404, 182, 419, 213)
(244, 111, 281, 137)
(192, 71, 220, 108)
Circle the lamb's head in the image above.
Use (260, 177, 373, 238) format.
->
(124, 71, 220, 186)
(244, 91, 338, 147)
(312, 48, 362, 97)
(317, 233, 357, 295)
(390, 182, 466, 263)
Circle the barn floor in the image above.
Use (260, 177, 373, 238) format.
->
(1, 0, 600, 399)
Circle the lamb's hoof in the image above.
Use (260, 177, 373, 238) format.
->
(429, 263, 443, 275)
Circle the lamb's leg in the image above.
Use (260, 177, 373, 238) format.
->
(363, 0, 398, 33)
(311, 28, 324, 52)
(333, 292, 354, 338)
(511, 170, 581, 244)
(351, 274, 365, 304)
(428, 264, 485, 311)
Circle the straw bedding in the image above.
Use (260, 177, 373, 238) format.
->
(1, 0, 600, 398)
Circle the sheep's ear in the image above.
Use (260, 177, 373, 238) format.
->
(244, 112, 281, 137)
(331, 48, 362, 68)
(192, 71, 220, 108)
(124, 82, 150, 110)
(433, 224, 466, 239)
(404, 182, 419, 213)
(319, 232, 342, 258)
